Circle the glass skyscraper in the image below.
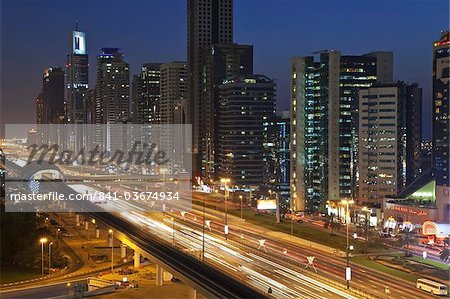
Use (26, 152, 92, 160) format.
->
(432, 31, 450, 187)
(290, 51, 393, 212)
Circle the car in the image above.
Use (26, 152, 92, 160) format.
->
(50, 219, 59, 226)
(61, 232, 74, 237)
(57, 226, 67, 232)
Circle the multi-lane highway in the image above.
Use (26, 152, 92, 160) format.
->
(3, 157, 440, 298)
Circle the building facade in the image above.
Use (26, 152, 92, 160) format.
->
(131, 63, 162, 124)
(95, 48, 130, 125)
(94, 48, 130, 152)
(66, 30, 89, 124)
(202, 43, 253, 178)
(290, 51, 393, 212)
(160, 62, 188, 125)
(217, 75, 275, 189)
(42, 67, 65, 124)
(160, 62, 188, 172)
(187, 0, 233, 175)
(271, 111, 290, 202)
(358, 82, 422, 204)
(432, 31, 450, 187)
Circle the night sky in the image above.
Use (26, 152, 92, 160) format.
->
(1, 0, 448, 139)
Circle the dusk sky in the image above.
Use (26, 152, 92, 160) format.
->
(1, 0, 448, 139)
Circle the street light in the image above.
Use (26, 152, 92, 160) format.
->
(202, 196, 206, 261)
(109, 229, 114, 272)
(239, 195, 243, 219)
(66, 282, 71, 299)
(362, 206, 370, 241)
(39, 237, 48, 277)
(220, 178, 231, 240)
(48, 242, 53, 275)
(340, 199, 354, 289)
(171, 217, 175, 245)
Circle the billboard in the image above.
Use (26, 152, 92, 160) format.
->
(73, 31, 87, 55)
(257, 199, 277, 210)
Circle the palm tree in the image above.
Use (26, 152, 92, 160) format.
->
(397, 226, 417, 256)
(440, 248, 450, 263)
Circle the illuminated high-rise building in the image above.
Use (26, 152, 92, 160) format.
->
(187, 0, 233, 175)
(94, 48, 130, 152)
(202, 43, 253, 178)
(95, 48, 130, 125)
(290, 51, 393, 212)
(432, 31, 450, 187)
(160, 62, 188, 125)
(217, 74, 275, 188)
(43, 67, 65, 124)
(358, 82, 422, 203)
(36, 93, 46, 125)
(131, 63, 163, 124)
(66, 28, 89, 124)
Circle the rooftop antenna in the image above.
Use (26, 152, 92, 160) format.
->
(75, 20, 79, 31)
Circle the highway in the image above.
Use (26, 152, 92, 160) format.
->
(102, 181, 436, 299)
(68, 183, 363, 298)
(2, 158, 439, 298)
(0, 280, 86, 299)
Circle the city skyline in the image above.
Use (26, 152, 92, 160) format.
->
(0, 1, 449, 298)
(1, 0, 448, 139)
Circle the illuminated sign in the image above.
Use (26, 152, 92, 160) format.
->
(385, 204, 428, 216)
(73, 31, 86, 55)
(422, 221, 437, 235)
(257, 199, 277, 210)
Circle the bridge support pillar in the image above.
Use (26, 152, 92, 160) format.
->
(156, 264, 163, 286)
(189, 288, 197, 299)
(75, 214, 80, 226)
(85, 221, 89, 230)
(121, 244, 127, 259)
(95, 229, 100, 238)
(134, 251, 141, 268)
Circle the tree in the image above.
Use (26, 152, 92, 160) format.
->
(440, 249, 450, 263)
(397, 226, 417, 256)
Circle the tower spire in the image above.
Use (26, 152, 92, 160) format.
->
(75, 20, 79, 31)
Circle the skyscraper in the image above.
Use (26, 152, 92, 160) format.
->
(202, 43, 253, 178)
(160, 62, 188, 172)
(290, 50, 393, 212)
(187, 0, 233, 175)
(36, 93, 46, 125)
(131, 63, 163, 124)
(358, 82, 422, 204)
(42, 67, 65, 124)
(95, 48, 130, 152)
(275, 111, 291, 201)
(160, 62, 188, 125)
(217, 74, 275, 188)
(432, 31, 450, 187)
(95, 48, 130, 125)
(66, 29, 89, 124)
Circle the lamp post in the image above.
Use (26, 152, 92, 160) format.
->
(362, 206, 370, 241)
(220, 178, 230, 240)
(39, 238, 47, 277)
(48, 242, 53, 275)
(109, 229, 114, 272)
(239, 195, 243, 219)
(340, 199, 354, 289)
(171, 217, 175, 245)
(291, 217, 294, 235)
(66, 282, 71, 299)
(202, 196, 206, 261)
